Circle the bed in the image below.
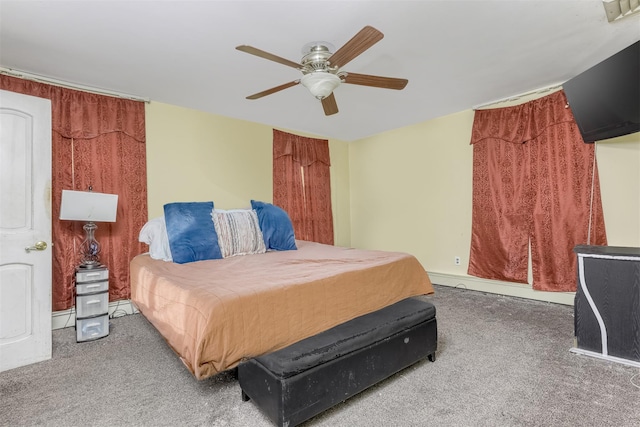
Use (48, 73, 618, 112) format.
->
(130, 239, 434, 380)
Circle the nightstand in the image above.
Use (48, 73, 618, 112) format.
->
(75, 267, 109, 342)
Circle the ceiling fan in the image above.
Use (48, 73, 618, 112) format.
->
(236, 26, 408, 116)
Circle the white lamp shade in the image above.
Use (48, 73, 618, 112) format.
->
(60, 190, 118, 222)
(301, 72, 341, 99)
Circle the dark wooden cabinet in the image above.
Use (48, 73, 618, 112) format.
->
(572, 245, 640, 367)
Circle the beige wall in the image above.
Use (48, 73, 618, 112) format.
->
(596, 132, 640, 246)
(349, 107, 640, 304)
(144, 101, 351, 247)
(349, 110, 474, 273)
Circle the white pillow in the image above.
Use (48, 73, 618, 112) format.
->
(138, 217, 173, 261)
(212, 209, 266, 258)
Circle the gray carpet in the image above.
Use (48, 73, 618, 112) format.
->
(2, 285, 639, 426)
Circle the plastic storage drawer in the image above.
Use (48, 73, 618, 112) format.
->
(76, 292, 109, 318)
(76, 315, 109, 342)
(76, 280, 108, 295)
(76, 269, 109, 283)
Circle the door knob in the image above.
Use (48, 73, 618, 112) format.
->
(25, 241, 48, 252)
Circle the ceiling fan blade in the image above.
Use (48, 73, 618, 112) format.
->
(321, 93, 339, 116)
(328, 26, 384, 68)
(236, 45, 301, 69)
(246, 80, 300, 100)
(342, 72, 408, 90)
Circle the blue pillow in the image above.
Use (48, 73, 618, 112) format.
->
(163, 202, 222, 263)
(250, 200, 297, 251)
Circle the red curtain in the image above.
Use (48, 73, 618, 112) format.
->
(468, 90, 606, 292)
(1, 75, 148, 310)
(273, 129, 334, 245)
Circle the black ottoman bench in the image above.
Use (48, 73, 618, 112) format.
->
(238, 297, 437, 427)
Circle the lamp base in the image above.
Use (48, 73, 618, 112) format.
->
(80, 221, 103, 267)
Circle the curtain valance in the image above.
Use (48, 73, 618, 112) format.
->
(1, 75, 145, 142)
(470, 91, 578, 146)
(273, 129, 331, 167)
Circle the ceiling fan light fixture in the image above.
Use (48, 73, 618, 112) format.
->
(238, 26, 407, 116)
(301, 72, 341, 100)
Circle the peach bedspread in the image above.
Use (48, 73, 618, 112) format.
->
(130, 240, 434, 380)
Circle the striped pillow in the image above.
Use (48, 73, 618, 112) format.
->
(212, 209, 266, 258)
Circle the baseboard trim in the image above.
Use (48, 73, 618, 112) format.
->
(569, 347, 640, 368)
(427, 271, 575, 306)
(52, 299, 139, 330)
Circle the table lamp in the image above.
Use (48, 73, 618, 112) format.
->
(60, 189, 118, 269)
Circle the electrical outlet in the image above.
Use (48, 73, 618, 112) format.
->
(454, 256, 461, 266)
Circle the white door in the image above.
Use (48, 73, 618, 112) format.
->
(0, 89, 52, 372)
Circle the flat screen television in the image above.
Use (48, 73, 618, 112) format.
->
(563, 41, 639, 143)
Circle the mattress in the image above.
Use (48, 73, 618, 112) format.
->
(130, 240, 434, 379)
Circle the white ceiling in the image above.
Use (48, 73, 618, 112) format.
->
(1, 0, 639, 141)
